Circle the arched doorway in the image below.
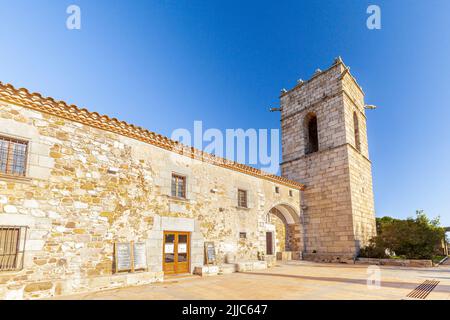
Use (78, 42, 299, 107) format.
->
(266, 203, 303, 260)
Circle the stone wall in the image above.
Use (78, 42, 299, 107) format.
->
(271, 213, 286, 252)
(342, 75, 377, 250)
(356, 258, 433, 268)
(0, 101, 301, 299)
(280, 59, 376, 257)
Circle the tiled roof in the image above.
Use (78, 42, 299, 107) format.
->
(0, 81, 305, 190)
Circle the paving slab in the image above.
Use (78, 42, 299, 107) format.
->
(51, 261, 450, 300)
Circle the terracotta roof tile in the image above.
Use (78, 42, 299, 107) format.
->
(0, 81, 305, 190)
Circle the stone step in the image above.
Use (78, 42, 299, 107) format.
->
(193, 265, 219, 276)
(276, 251, 303, 261)
(236, 260, 267, 272)
(219, 263, 238, 274)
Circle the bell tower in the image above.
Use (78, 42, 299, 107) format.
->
(280, 57, 376, 260)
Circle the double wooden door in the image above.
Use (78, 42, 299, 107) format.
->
(163, 231, 190, 274)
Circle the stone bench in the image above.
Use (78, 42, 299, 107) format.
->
(356, 258, 433, 268)
(195, 260, 269, 276)
(193, 265, 220, 276)
(236, 260, 268, 272)
(219, 263, 238, 274)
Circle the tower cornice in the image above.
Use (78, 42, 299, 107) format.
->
(280, 58, 365, 98)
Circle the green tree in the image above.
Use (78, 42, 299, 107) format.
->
(360, 211, 446, 260)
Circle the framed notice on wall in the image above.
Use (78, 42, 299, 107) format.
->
(204, 242, 216, 265)
(115, 242, 132, 272)
(115, 241, 147, 273)
(133, 242, 147, 270)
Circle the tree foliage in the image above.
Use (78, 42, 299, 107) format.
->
(359, 210, 446, 260)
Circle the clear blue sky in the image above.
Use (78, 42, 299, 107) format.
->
(1, 0, 449, 225)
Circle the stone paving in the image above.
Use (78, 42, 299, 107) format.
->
(52, 261, 450, 300)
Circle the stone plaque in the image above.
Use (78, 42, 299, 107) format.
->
(115, 242, 132, 272)
(204, 242, 216, 265)
(133, 242, 147, 270)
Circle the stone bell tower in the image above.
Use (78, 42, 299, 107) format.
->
(280, 57, 376, 260)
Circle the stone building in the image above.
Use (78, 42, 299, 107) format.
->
(0, 58, 376, 299)
(281, 57, 376, 261)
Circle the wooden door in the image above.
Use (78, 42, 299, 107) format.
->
(266, 232, 273, 255)
(163, 231, 190, 274)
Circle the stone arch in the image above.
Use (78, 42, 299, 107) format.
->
(266, 203, 302, 256)
(268, 203, 300, 225)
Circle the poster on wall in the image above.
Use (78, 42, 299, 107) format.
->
(165, 243, 174, 254)
(178, 243, 187, 254)
(115, 242, 132, 272)
(204, 242, 216, 265)
(133, 242, 147, 270)
(115, 241, 147, 273)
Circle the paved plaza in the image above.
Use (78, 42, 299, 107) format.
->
(53, 261, 450, 300)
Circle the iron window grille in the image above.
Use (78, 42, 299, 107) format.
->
(237, 189, 248, 208)
(0, 136, 28, 177)
(0, 226, 28, 272)
(171, 174, 186, 198)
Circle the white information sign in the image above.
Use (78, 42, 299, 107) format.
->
(165, 243, 174, 254)
(178, 243, 187, 253)
(115, 242, 132, 272)
(133, 242, 147, 270)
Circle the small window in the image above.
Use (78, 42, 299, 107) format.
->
(0, 226, 27, 271)
(275, 186, 280, 194)
(0, 136, 28, 177)
(237, 189, 248, 208)
(171, 174, 186, 198)
(353, 112, 361, 152)
(239, 232, 247, 239)
(304, 113, 319, 154)
(289, 190, 293, 197)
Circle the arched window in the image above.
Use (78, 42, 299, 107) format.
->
(304, 113, 319, 154)
(353, 111, 361, 151)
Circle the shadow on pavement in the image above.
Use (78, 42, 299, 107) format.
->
(239, 271, 450, 293)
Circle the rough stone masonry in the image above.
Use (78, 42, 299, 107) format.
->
(281, 57, 376, 261)
(0, 57, 376, 299)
